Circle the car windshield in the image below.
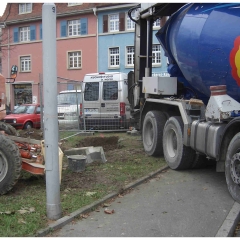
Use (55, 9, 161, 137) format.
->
(13, 105, 35, 114)
(57, 92, 82, 105)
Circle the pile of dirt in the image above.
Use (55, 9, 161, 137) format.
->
(75, 136, 119, 152)
(17, 129, 43, 140)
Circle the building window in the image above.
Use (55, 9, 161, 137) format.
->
(109, 47, 119, 67)
(126, 46, 134, 66)
(126, 10, 137, 30)
(19, 27, 30, 42)
(19, 3, 32, 14)
(153, 18, 160, 27)
(68, 20, 80, 36)
(68, 51, 81, 69)
(103, 13, 125, 33)
(152, 44, 161, 65)
(109, 14, 119, 32)
(20, 56, 31, 72)
(61, 19, 88, 37)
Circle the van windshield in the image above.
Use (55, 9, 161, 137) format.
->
(57, 92, 82, 105)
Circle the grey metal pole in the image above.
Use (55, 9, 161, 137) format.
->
(42, 3, 62, 220)
(39, 73, 44, 132)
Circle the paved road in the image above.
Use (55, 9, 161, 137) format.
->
(47, 165, 240, 237)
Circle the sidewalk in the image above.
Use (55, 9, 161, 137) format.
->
(37, 166, 240, 237)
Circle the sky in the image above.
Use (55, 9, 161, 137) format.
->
(0, 1, 7, 16)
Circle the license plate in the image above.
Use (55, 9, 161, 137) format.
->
(84, 108, 99, 113)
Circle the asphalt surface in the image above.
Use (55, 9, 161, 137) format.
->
(37, 165, 240, 237)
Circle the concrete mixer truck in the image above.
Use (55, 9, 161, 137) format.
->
(127, 3, 240, 203)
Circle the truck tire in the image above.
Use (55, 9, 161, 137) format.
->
(0, 134, 22, 195)
(191, 154, 208, 169)
(225, 132, 240, 203)
(163, 116, 195, 170)
(142, 111, 167, 156)
(0, 122, 18, 136)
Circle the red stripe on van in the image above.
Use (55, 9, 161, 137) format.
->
(80, 103, 82, 116)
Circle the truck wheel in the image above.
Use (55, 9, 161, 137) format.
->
(191, 154, 208, 169)
(163, 116, 195, 170)
(225, 132, 240, 203)
(142, 111, 167, 156)
(0, 134, 22, 195)
(0, 122, 18, 136)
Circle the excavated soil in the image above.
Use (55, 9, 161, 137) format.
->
(17, 129, 43, 140)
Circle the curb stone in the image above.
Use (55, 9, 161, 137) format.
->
(36, 165, 169, 237)
(215, 202, 240, 237)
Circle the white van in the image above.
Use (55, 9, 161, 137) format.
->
(80, 72, 131, 130)
(57, 90, 82, 120)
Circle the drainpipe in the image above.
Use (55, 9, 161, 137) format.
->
(93, 7, 98, 72)
(7, 25, 10, 107)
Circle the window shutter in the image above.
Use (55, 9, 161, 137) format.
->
(13, 27, 18, 43)
(119, 12, 125, 31)
(61, 20, 67, 37)
(81, 18, 88, 35)
(40, 24, 42, 40)
(103, 15, 108, 33)
(30, 25, 36, 41)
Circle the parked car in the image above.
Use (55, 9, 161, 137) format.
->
(57, 90, 82, 120)
(3, 104, 41, 130)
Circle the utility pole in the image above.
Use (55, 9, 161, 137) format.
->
(42, 3, 62, 220)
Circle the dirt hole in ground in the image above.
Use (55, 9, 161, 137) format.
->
(74, 136, 119, 152)
(17, 130, 120, 152)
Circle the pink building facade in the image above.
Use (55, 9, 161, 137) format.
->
(0, 3, 98, 110)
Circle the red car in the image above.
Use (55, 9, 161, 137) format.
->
(3, 104, 42, 130)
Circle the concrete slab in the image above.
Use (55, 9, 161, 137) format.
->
(65, 146, 106, 164)
(85, 146, 107, 163)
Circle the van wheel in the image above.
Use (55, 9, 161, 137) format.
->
(142, 111, 167, 156)
(163, 116, 195, 170)
(225, 132, 240, 203)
